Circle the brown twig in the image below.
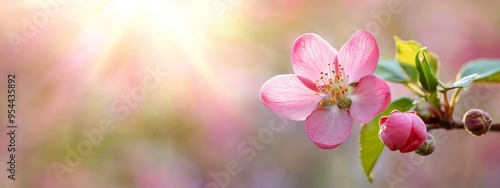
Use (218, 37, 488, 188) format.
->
(427, 119, 500, 131)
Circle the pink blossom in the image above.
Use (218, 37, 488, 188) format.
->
(378, 110, 427, 153)
(260, 30, 391, 149)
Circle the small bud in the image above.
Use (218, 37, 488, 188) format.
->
(463, 109, 492, 136)
(378, 110, 427, 153)
(415, 133, 435, 156)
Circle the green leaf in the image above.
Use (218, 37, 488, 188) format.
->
(360, 98, 415, 182)
(423, 50, 440, 78)
(394, 36, 420, 83)
(439, 74, 477, 91)
(427, 91, 440, 112)
(458, 59, 500, 83)
(375, 60, 411, 83)
(394, 37, 441, 83)
(394, 36, 421, 67)
(415, 50, 438, 93)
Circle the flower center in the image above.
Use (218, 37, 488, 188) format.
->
(314, 62, 352, 109)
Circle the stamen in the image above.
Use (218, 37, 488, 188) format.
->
(315, 61, 350, 108)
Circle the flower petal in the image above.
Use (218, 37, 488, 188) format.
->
(378, 131, 396, 151)
(400, 114, 427, 153)
(379, 116, 389, 125)
(337, 30, 379, 84)
(291, 33, 338, 83)
(407, 112, 427, 135)
(350, 74, 391, 124)
(379, 112, 412, 151)
(260, 74, 321, 121)
(305, 107, 353, 149)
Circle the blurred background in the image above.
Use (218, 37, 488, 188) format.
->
(1, 0, 500, 187)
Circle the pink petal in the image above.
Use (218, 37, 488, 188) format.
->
(378, 131, 396, 151)
(305, 107, 353, 149)
(337, 30, 379, 84)
(291, 33, 338, 83)
(379, 116, 389, 125)
(400, 114, 427, 153)
(260, 74, 321, 121)
(408, 113, 427, 135)
(379, 112, 412, 150)
(378, 110, 398, 126)
(350, 74, 391, 123)
(378, 110, 400, 149)
(399, 130, 423, 153)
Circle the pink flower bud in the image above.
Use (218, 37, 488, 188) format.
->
(463, 109, 492, 136)
(378, 110, 427, 153)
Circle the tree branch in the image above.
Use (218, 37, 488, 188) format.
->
(427, 119, 500, 131)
